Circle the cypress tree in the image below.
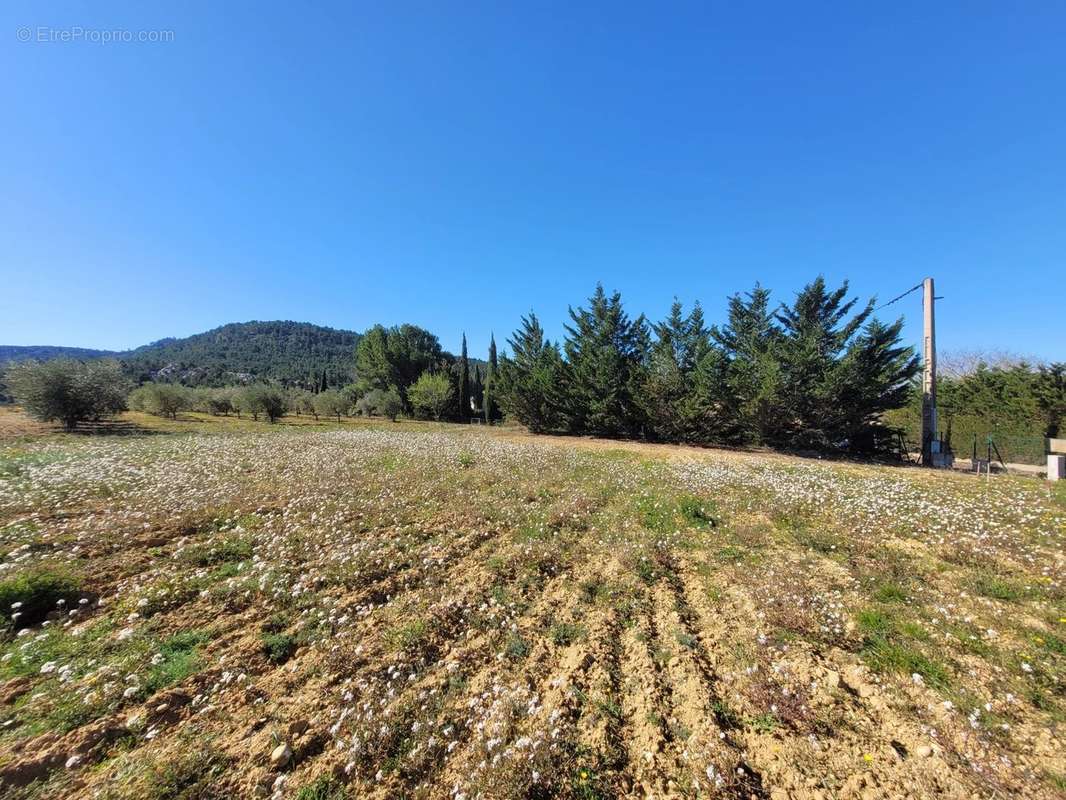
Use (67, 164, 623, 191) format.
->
(485, 334, 500, 423)
(641, 300, 714, 441)
(774, 277, 872, 449)
(458, 333, 470, 420)
(830, 317, 920, 452)
(496, 314, 567, 433)
(711, 284, 783, 445)
(563, 285, 648, 437)
(472, 365, 484, 416)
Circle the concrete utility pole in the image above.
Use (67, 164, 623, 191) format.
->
(921, 277, 937, 465)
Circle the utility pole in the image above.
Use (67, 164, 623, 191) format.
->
(921, 277, 937, 465)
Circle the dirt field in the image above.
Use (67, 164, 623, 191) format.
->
(0, 409, 1063, 799)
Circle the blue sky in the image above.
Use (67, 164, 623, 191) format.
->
(2, 1, 1064, 361)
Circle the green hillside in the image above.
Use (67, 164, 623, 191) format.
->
(120, 321, 362, 388)
(0, 345, 117, 364)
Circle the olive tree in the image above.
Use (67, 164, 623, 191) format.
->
(5, 359, 128, 429)
(234, 385, 285, 423)
(355, 387, 403, 421)
(313, 389, 348, 422)
(128, 383, 192, 419)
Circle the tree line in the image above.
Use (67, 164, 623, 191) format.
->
(884, 361, 1064, 463)
(494, 278, 923, 454)
(7, 279, 1061, 454)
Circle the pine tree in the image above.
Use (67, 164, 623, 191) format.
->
(458, 333, 470, 420)
(355, 325, 394, 393)
(563, 285, 648, 437)
(496, 314, 567, 433)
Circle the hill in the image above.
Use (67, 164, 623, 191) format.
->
(0, 345, 118, 364)
(1, 321, 493, 391)
(121, 321, 362, 387)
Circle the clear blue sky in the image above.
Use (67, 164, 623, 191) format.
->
(2, 1, 1064, 361)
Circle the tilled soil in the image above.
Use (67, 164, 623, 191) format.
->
(0, 422, 1063, 799)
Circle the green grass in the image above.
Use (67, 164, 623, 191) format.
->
(973, 572, 1026, 602)
(294, 776, 349, 800)
(146, 630, 210, 693)
(0, 565, 83, 628)
(388, 619, 429, 651)
(180, 535, 253, 567)
(857, 607, 951, 689)
(872, 582, 907, 603)
(142, 746, 229, 800)
(677, 495, 717, 528)
(1044, 770, 1066, 792)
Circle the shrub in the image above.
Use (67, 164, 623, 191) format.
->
(205, 388, 235, 416)
(261, 632, 297, 664)
(291, 389, 317, 418)
(549, 621, 584, 646)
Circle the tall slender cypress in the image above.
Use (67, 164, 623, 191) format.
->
(485, 334, 500, 423)
(458, 333, 470, 420)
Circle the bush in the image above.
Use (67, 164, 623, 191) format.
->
(0, 566, 82, 629)
(5, 359, 128, 429)
(261, 632, 297, 664)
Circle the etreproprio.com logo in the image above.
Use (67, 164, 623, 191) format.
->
(16, 26, 175, 44)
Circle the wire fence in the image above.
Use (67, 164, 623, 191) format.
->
(953, 432, 1047, 466)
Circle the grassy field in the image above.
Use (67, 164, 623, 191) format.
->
(0, 407, 1063, 799)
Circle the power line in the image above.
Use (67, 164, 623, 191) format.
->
(874, 281, 923, 312)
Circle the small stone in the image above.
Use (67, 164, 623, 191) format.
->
(825, 670, 840, 689)
(270, 743, 292, 768)
(915, 744, 933, 758)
